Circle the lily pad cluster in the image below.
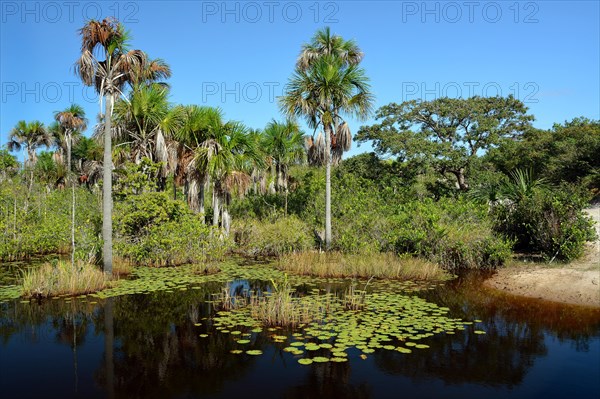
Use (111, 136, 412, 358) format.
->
(209, 285, 483, 365)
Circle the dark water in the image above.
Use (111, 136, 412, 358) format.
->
(1, 272, 599, 399)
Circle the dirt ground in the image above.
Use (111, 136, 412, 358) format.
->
(484, 206, 600, 308)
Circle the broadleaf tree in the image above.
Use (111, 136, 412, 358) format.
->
(355, 96, 534, 191)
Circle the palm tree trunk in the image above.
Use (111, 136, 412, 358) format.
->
(324, 124, 332, 250)
(188, 179, 199, 213)
(67, 131, 72, 183)
(213, 191, 219, 227)
(199, 180, 206, 219)
(222, 206, 230, 236)
(71, 180, 75, 267)
(102, 95, 113, 275)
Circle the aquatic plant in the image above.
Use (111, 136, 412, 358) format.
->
(277, 252, 450, 281)
(21, 260, 108, 298)
(210, 276, 482, 365)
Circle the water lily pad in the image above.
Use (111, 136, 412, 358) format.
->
(246, 350, 263, 355)
(298, 358, 313, 365)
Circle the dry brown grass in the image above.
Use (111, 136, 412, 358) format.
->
(22, 260, 110, 298)
(277, 252, 450, 281)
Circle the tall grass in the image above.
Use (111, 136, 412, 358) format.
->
(248, 275, 328, 328)
(214, 275, 333, 328)
(22, 260, 109, 298)
(277, 252, 450, 281)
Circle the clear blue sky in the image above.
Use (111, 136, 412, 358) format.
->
(1, 1, 599, 160)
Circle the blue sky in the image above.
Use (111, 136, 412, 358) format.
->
(1, 0, 599, 160)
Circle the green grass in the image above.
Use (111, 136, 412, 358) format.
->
(22, 260, 109, 298)
(276, 252, 451, 281)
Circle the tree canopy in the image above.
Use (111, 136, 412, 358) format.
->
(355, 96, 533, 190)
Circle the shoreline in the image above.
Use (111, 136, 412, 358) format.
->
(484, 206, 600, 308)
(483, 263, 600, 308)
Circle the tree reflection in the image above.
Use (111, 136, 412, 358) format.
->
(373, 271, 600, 386)
(93, 283, 261, 398)
(281, 362, 372, 399)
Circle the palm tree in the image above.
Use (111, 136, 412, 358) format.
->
(7, 120, 51, 167)
(176, 105, 225, 215)
(194, 121, 263, 234)
(112, 84, 183, 190)
(75, 17, 148, 274)
(261, 119, 305, 194)
(53, 104, 88, 182)
(7, 120, 52, 191)
(280, 29, 374, 249)
(72, 136, 103, 189)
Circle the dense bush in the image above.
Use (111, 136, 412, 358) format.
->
(384, 198, 513, 270)
(492, 185, 596, 261)
(114, 192, 230, 266)
(0, 180, 100, 261)
(284, 169, 513, 269)
(231, 215, 313, 256)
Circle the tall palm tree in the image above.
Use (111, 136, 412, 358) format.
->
(280, 28, 374, 249)
(261, 119, 305, 193)
(75, 17, 147, 274)
(53, 104, 88, 181)
(7, 120, 52, 191)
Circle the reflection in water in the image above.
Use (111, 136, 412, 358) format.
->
(1, 270, 599, 398)
(105, 298, 114, 399)
(281, 362, 372, 399)
(372, 272, 600, 391)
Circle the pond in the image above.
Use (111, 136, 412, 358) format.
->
(1, 260, 599, 399)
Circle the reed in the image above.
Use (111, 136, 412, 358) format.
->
(277, 252, 450, 281)
(22, 260, 109, 298)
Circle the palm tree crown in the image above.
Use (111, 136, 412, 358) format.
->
(7, 120, 52, 167)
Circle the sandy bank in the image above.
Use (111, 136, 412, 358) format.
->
(484, 206, 600, 308)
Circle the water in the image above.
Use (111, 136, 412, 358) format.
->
(1, 269, 599, 399)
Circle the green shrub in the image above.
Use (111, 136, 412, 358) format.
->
(0, 180, 100, 261)
(114, 192, 229, 266)
(492, 185, 596, 261)
(231, 216, 313, 256)
(385, 198, 513, 270)
(231, 167, 511, 269)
